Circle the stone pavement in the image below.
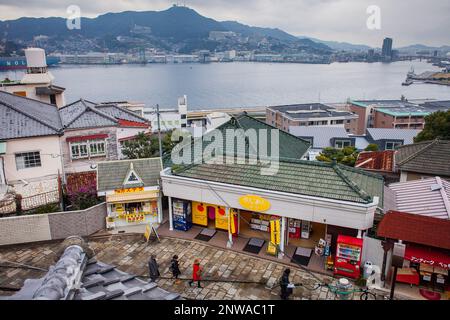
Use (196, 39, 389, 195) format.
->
(0, 234, 396, 300)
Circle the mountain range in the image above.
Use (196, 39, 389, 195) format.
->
(0, 6, 331, 54)
(0, 5, 448, 55)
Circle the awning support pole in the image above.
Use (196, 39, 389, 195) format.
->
(227, 207, 233, 248)
(168, 196, 173, 231)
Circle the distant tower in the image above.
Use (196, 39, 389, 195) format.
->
(20, 48, 55, 85)
(178, 95, 188, 128)
(381, 37, 393, 60)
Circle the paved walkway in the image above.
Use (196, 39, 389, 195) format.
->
(0, 234, 397, 300)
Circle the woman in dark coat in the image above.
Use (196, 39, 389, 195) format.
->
(279, 268, 292, 300)
(148, 255, 160, 282)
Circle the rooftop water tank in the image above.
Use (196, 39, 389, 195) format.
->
(25, 48, 47, 68)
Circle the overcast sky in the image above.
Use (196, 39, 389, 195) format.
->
(0, 0, 449, 47)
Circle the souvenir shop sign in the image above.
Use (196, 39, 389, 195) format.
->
(239, 195, 271, 212)
(115, 187, 144, 194)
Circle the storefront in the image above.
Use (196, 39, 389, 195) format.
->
(396, 244, 450, 291)
(377, 211, 450, 293)
(161, 158, 382, 264)
(96, 158, 163, 229)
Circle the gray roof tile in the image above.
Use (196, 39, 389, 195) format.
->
(97, 158, 163, 192)
(0, 90, 62, 139)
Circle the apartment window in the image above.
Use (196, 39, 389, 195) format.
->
(332, 120, 344, 125)
(70, 139, 106, 159)
(385, 141, 402, 150)
(335, 140, 351, 149)
(89, 140, 106, 156)
(15, 151, 41, 170)
(181, 114, 187, 119)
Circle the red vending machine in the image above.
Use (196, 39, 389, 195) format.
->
(334, 235, 363, 279)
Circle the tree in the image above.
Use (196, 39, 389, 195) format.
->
(414, 110, 450, 143)
(122, 130, 179, 159)
(364, 144, 379, 152)
(316, 146, 359, 167)
(121, 132, 159, 159)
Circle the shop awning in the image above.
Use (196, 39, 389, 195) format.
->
(106, 190, 159, 204)
(404, 244, 450, 270)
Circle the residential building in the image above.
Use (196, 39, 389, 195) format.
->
(205, 112, 231, 133)
(266, 103, 359, 133)
(97, 158, 163, 231)
(355, 150, 398, 184)
(144, 95, 188, 132)
(0, 48, 66, 107)
(288, 126, 354, 160)
(385, 177, 450, 220)
(59, 99, 150, 176)
(365, 128, 421, 150)
(348, 99, 450, 134)
(0, 90, 63, 208)
(395, 139, 450, 182)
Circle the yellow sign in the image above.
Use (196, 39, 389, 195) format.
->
(270, 219, 281, 245)
(114, 187, 144, 194)
(144, 224, 151, 242)
(239, 195, 271, 212)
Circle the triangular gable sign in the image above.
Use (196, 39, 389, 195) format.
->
(123, 162, 143, 186)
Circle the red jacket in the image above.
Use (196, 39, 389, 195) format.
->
(193, 263, 202, 281)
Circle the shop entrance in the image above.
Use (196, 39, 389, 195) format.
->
(192, 201, 229, 232)
(287, 220, 326, 249)
(238, 211, 271, 241)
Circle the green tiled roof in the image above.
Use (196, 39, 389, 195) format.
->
(97, 157, 162, 192)
(173, 157, 384, 205)
(163, 113, 310, 168)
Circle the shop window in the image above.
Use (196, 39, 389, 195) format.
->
(15, 151, 41, 170)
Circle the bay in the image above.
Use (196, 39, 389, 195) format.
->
(1, 60, 449, 109)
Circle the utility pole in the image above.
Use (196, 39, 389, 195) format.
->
(156, 104, 163, 157)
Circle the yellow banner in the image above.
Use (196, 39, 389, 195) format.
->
(270, 219, 280, 245)
(239, 195, 271, 212)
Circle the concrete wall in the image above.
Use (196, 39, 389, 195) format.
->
(0, 202, 106, 246)
(3, 136, 63, 183)
(361, 235, 392, 279)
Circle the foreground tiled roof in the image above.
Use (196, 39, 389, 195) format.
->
(395, 139, 450, 177)
(387, 177, 450, 219)
(355, 151, 395, 172)
(163, 113, 310, 167)
(97, 158, 162, 192)
(0, 90, 62, 139)
(173, 158, 384, 205)
(75, 259, 181, 300)
(3, 244, 180, 300)
(377, 211, 450, 250)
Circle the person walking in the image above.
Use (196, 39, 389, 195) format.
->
(148, 254, 160, 282)
(170, 255, 181, 283)
(188, 259, 203, 288)
(279, 268, 292, 300)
